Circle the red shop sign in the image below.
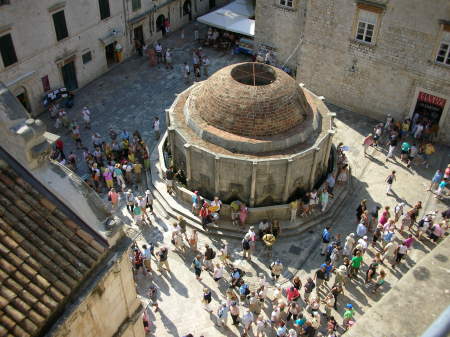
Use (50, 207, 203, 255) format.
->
(418, 92, 446, 108)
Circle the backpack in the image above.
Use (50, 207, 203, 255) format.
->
(387, 175, 393, 184)
(242, 239, 250, 250)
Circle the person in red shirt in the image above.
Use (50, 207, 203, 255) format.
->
(286, 286, 301, 302)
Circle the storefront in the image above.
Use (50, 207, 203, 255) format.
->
(409, 88, 449, 141)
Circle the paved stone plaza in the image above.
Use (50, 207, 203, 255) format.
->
(40, 23, 450, 337)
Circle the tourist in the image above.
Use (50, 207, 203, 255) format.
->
(191, 190, 201, 215)
(216, 302, 229, 327)
(349, 250, 363, 278)
(337, 164, 349, 184)
(429, 221, 445, 243)
(382, 239, 398, 265)
(362, 133, 374, 155)
(314, 265, 327, 294)
(271, 220, 281, 238)
(125, 189, 135, 213)
(343, 233, 355, 257)
(165, 166, 175, 194)
(385, 170, 396, 195)
(199, 202, 211, 230)
(132, 247, 144, 275)
(393, 242, 408, 267)
(320, 187, 329, 212)
(81, 106, 91, 129)
(262, 232, 276, 257)
(230, 301, 240, 325)
(322, 293, 335, 318)
(157, 247, 170, 272)
(326, 173, 336, 197)
(428, 169, 443, 191)
(256, 315, 266, 337)
(203, 244, 215, 272)
(291, 276, 302, 290)
(114, 163, 126, 189)
(137, 195, 150, 223)
(258, 219, 270, 239)
(213, 263, 224, 282)
(435, 178, 448, 200)
(108, 188, 119, 209)
(188, 229, 198, 251)
(165, 48, 173, 69)
(417, 212, 434, 240)
(365, 259, 379, 284)
(242, 233, 252, 260)
(219, 243, 230, 266)
(202, 55, 210, 76)
(202, 288, 213, 312)
(356, 221, 367, 238)
(321, 226, 331, 255)
(303, 278, 315, 303)
(371, 269, 386, 294)
(242, 309, 254, 334)
(290, 199, 298, 223)
(133, 205, 143, 226)
(271, 259, 284, 281)
(342, 304, 355, 330)
(329, 282, 344, 310)
(249, 291, 262, 318)
(355, 199, 367, 223)
(239, 203, 249, 226)
(184, 62, 190, 84)
(142, 244, 152, 273)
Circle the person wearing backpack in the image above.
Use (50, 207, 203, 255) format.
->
(125, 189, 135, 213)
(204, 244, 215, 271)
(242, 233, 252, 261)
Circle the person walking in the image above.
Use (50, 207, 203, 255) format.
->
(242, 309, 254, 334)
(183, 62, 191, 84)
(230, 301, 240, 325)
(303, 277, 315, 303)
(165, 166, 175, 194)
(202, 55, 210, 77)
(204, 244, 215, 272)
(320, 187, 329, 212)
(153, 117, 160, 140)
(108, 188, 119, 209)
(188, 229, 198, 251)
(393, 242, 408, 268)
(242, 233, 252, 260)
(314, 265, 327, 295)
(213, 263, 224, 281)
(385, 170, 396, 195)
(321, 226, 331, 256)
(270, 259, 283, 281)
(290, 199, 298, 223)
(262, 232, 276, 257)
(216, 302, 229, 327)
(125, 189, 135, 214)
(142, 244, 152, 273)
(113, 163, 126, 190)
(157, 247, 170, 272)
(81, 106, 91, 129)
(202, 288, 213, 312)
(349, 251, 363, 279)
(343, 233, 355, 257)
(428, 169, 443, 191)
(192, 254, 203, 280)
(165, 48, 173, 69)
(362, 133, 374, 155)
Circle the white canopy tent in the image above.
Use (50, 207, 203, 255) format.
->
(197, 0, 255, 38)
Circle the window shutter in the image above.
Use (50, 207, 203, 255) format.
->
(0, 33, 18, 67)
(52, 11, 68, 41)
(99, 0, 111, 20)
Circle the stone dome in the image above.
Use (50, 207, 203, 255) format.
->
(190, 62, 311, 138)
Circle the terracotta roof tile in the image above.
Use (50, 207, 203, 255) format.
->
(0, 310, 16, 330)
(0, 150, 108, 337)
(38, 198, 57, 212)
(11, 324, 30, 337)
(0, 325, 8, 337)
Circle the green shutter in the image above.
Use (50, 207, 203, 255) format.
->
(52, 11, 68, 41)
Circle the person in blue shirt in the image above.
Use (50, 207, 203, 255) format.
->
(321, 226, 331, 256)
(428, 169, 443, 191)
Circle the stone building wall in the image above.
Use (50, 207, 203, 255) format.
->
(255, 0, 450, 143)
(53, 248, 143, 337)
(298, 0, 450, 142)
(0, 0, 227, 117)
(254, 0, 305, 69)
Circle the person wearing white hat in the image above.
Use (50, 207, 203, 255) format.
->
(343, 233, 355, 257)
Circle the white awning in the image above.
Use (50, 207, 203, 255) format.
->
(197, 0, 255, 37)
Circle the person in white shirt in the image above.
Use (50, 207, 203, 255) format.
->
(213, 263, 224, 281)
(81, 106, 91, 129)
(155, 42, 163, 63)
(202, 55, 210, 76)
(153, 117, 160, 140)
(183, 62, 190, 84)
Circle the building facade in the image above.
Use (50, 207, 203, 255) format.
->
(0, 82, 144, 337)
(255, 0, 450, 143)
(0, 0, 226, 117)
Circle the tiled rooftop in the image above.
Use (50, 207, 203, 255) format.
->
(0, 148, 108, 337)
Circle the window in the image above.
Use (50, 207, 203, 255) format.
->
(132, 0, 141, 11)
(436, 32, 450, 66)
(0, 33, 18, 67)
(0, 0, 11, 5)
(355, 10, 377, 43)
(52, 11, 68, 41)
(82, 51, 92, 64)
(98, 0, 111, 20)
(279, 0, 293, 7)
